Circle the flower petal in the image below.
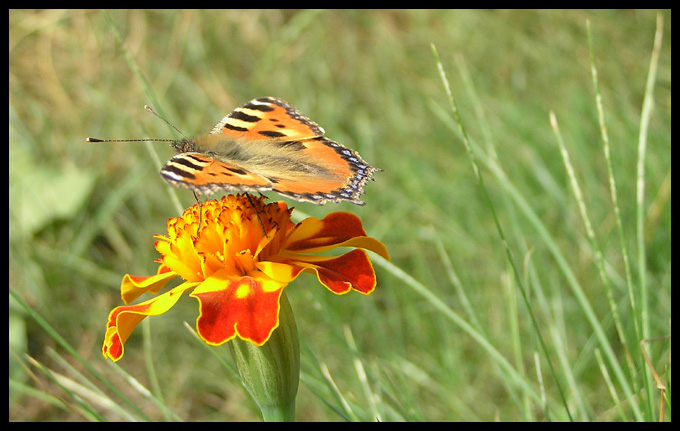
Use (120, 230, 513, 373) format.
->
(282, 249, 378, 294)
(103, 281, 198, 361)
(161, 241, 204, 282)
(120, 266, 178, 304)
(285, 212, 390, 259)
(191, 269, 286, 346)
(256, 261, 305, 284)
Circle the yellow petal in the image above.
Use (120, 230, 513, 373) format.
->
(120, 266, 178, 304)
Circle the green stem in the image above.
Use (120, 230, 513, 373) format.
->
(229, 290, 300, 421)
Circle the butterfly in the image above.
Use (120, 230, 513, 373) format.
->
(89, 97, 378, 205)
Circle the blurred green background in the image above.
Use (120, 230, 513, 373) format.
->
(9, 10, 671, 421)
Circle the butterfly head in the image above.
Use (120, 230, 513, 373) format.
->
(171, 138, 196, 154)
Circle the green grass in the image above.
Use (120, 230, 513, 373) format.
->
(9, 10, 671, 421)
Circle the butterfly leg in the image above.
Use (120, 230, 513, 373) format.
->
(245, 193, 268, 238)
(193, 191, 203, 239)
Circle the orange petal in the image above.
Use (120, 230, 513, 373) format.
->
(102, 281, 198, 361)
(120, 266, 178, 304)
(190, 269, 285, 346)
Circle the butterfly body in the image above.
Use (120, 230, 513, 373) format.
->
(160, 97, 377, 205)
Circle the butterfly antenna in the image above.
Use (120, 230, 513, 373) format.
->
(144, 105, 189, 140)
(86, 105, 188, 144)
(86, 137, 175, 143)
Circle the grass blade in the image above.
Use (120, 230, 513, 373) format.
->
(431, 42, 573, 421)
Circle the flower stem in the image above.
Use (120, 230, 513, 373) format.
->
(229, 290, 300, 421)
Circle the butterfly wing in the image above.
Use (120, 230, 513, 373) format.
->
(210, 97, 325, 142)
(266, 137, 378, 205)
(161, 97, 377, 204)
(160, 152, 273, 195)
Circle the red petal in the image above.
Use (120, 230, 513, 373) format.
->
(288, 249, 377, 294)
(192, 275, 284, 346)
(285, 212, 368, 252)
(283, 212, 390, 260)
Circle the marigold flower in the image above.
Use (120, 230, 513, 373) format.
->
(102, 194, 389, 362)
